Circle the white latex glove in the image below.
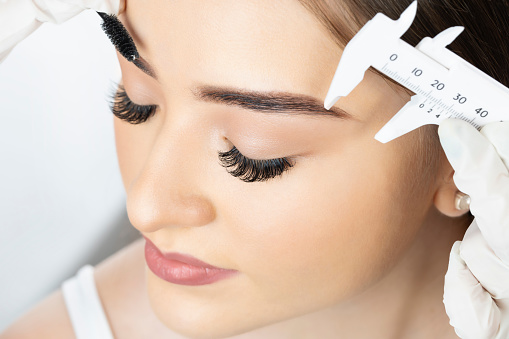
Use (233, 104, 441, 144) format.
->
(0, 0, 123, 63)
(439, 118, 509, 339)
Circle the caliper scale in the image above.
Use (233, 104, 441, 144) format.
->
(324, 1, 509, 143)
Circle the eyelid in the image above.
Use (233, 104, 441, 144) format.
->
(121, 83, 159, 106)
(112, 84, 147, 106)
(223, 137, 307, 161)
(236, 147, 297, 164)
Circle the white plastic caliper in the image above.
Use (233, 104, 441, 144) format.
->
(324, 1, 509, 143)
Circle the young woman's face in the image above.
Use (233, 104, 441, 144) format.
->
(114, 0, 446, 337)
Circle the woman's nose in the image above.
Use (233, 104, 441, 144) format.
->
(127, 185, 216, 233)
(125, 122, 216, 233)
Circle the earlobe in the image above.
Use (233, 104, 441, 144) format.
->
(433, 170, 471, 218)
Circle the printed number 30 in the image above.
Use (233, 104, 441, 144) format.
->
(453, 93, 467, 104)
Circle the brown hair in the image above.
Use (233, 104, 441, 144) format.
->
(298, 0, 509, 218)
(298, 0, 509, 87)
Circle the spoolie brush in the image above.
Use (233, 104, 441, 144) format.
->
(97, 12, 156, 78)
(97, 11, 139, 62)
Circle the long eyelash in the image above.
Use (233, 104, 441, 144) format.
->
(218, 146, 294, 183)
(107, 85, 293, 181)
(108, 85, 157, 124)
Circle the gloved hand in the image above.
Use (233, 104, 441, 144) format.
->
(439, 118, 509, 339)
(0, 0, 123, 62)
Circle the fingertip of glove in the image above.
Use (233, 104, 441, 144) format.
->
(438, 120, 464, 160)
(448, 241, 467, 269)
(480, 121, 509, 138)
(438, 119, 459, 149)
(438, 118, 470, 138)
(438, 119, 486, 161)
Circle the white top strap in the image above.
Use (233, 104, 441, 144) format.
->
(61, 265, 115, 339)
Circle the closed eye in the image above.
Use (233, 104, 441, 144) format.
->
(109, 85, 158, 124)
(109, 85, 296, 183)
(218, 146, 294, 183)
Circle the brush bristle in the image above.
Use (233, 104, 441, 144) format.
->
(97, 12, 139, 61)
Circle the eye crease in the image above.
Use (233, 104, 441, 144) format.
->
(110, 86, 295, 183)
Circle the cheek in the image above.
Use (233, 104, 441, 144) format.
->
(222, 134, 424, 307)
(114, 117, 134, 191)
(114, 117, 157, 192)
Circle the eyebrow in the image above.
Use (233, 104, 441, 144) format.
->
(190, 85, 351, 119)
(129, 55, 348, 118)
(119, 23, 349, 119)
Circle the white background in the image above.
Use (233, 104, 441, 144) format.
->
(0, 10, 140, 331)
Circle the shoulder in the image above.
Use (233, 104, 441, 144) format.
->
(93, 236, 147, 325)
(0, 238, 146, 339)
(93, 237, 181, 338)
(0, 288, 75, 339)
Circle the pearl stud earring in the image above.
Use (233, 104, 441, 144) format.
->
(454, 191, 471, 211)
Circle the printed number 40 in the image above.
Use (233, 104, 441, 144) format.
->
(475, 108, 488, 117)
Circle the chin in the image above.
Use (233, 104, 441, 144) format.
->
(145, 273, 265, 339)
(150, 307, 262, 339)
(143, 268, 337, 339)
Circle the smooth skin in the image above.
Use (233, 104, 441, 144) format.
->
(2, 0, 470, 338)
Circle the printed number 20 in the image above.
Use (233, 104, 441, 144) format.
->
(431, 80, 445, 90)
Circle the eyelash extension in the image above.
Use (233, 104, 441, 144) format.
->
(108, 85, 293, 181)
(109, 85, 157, 124)
(218, 146, 294, 183)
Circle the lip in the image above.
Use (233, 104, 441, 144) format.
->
(143, 237, 238, 286)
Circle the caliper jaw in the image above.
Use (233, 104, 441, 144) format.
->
(324, 1, 417, 110)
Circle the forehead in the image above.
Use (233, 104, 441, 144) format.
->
(123, 0, 343, 97)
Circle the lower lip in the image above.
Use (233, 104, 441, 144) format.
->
(144, 239, 238, 286)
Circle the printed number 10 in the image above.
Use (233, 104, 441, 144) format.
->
(412, 68, 423, 76)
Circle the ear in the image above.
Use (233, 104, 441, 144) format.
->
(433, 160, 470, 218)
